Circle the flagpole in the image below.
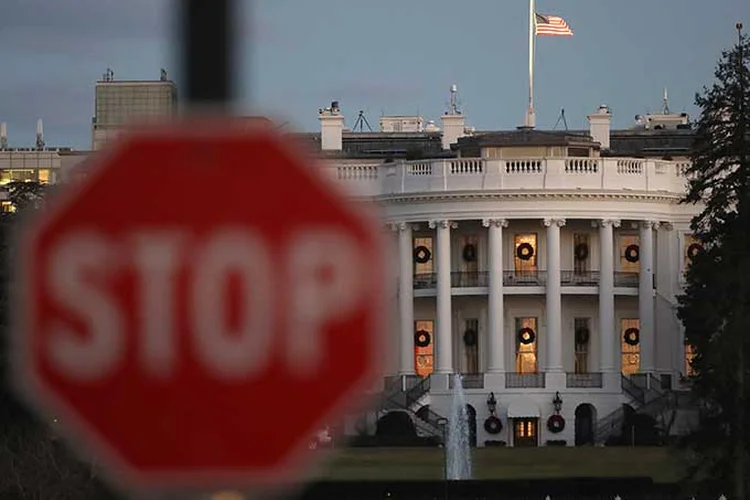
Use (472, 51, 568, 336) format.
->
(525, 0, 536, 128)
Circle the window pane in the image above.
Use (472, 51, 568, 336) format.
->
(515, 317, 538, 373)
(414, 320, 434, 378)
(514, 234, 537, 272)
(619, 235, 640, 273)
(621, 318, 640, 375)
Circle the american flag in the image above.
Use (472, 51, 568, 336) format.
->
(535, 13, 574, 36)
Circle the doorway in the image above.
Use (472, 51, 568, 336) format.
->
(513, 418, 539, 447)
(574, 404, 596, 446)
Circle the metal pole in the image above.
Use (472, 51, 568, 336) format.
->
(180, 0, 237, 108)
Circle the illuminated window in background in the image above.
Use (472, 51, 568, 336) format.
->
(621, 318, 641, 376)
(414, 320, 434, 378)
(573, 233, 590, 273)
(685, 341, 697, 377)
(1, 201, 15, 213)
(0, 169, 37, 185)
(515, 317, 538, 374)
(514, 234, 537, 273)
(37, 169, 51, 184)
(574, 317, 590, 374)
(619, 234, 640, 273)
(413, 237, 434, 275)
(683, 234, 700, 272)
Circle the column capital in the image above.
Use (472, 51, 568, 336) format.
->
(660, 222, 674, 231)
(542, 218, 566, 228)
(429, 220, 458, 230)
(389, 221, 416, 232)
(482, 218, 509, 228)
(640, 220, 660, 230)
(592, 219, 621, 228)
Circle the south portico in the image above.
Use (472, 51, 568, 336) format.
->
(389, 216, 670, 393)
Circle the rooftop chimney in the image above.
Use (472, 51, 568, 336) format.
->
(587, 105, 611, 150)
(0, 122, 7, 149)
(36, 119, 45, 149)
(319, 101, 345, 151)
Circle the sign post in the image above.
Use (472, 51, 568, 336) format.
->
(180, 0, 236, 107)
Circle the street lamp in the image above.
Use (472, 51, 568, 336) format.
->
(486, 392, 497, 415)
(552, 391, 563, 414)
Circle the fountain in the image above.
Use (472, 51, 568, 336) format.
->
(445, 374, 472, 480)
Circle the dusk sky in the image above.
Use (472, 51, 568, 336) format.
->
(0, 0, 747, 149)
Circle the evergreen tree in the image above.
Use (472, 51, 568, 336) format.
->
(678, 28, 750, 494)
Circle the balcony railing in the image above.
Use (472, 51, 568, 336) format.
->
(449, 373, 484, 389)
(561, 271, 600, 286)
(503, 270, 547, 286)
(505, 372, 546, 388)
(451, 271, 489, 287)
(414, 270, 640, 289)
(566, 372, 603, 388)
(325, 157, 691, 197)
(414, 273, 437, 289)
(614, 272, 639, 287)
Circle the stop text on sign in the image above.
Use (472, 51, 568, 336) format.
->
(43, 227, 367, 381)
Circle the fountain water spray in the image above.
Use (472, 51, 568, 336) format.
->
(446, 374, 472, 480)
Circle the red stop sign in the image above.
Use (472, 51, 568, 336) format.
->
(13, 123, 386, 491)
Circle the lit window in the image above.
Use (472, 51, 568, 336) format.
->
(515, 317, 538, 374)
(414, 320, 434, 378)
(685, 341, 696, 377)
(619, 235, 640, 273)
(621, 318, 640, 375)
(514, 233, 537, 273)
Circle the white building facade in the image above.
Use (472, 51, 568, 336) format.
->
(318, 102, 700, 447)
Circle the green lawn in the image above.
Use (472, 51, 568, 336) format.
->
(317, 447, 687, 483)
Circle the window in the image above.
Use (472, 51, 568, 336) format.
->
(685, 341, 696, 377)
(574, 317, 590, 374)
(515, 317, 538, 373)
(464, 318, 479, 374)
(683, 234, 700, 272)
(514, 233, 538, 273)
(414, 320, 434, 378)
(573, 233, 590, 273)
(621, 318, 640, 375)
(619, 235, 640, 273)
(459, 234, 478, 273)
(413, 237, 434, 275)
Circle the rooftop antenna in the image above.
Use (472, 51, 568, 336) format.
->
(553, 108, 569, 131)
(447, 84, 461, 115)
(35, 119, 45, 149)
(0, 122, 7, 150)
(662, 87, 671, 114)
(103, 68, 114, 82)
(160, 68, 168, 81)
(352, 110, 373, 132)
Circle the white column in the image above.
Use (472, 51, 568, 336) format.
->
(639, 221, 658, 373)
(544, 218, 565, 374)
(596, 219, 620, 374)
(431, 220, 455, 374)
(483, 218, 508, 373)
(395, 222, 415, 375)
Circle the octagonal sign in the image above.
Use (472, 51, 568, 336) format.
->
(12, 122, 387, 492)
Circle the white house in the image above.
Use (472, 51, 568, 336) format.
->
(310, 97, 700, 447)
